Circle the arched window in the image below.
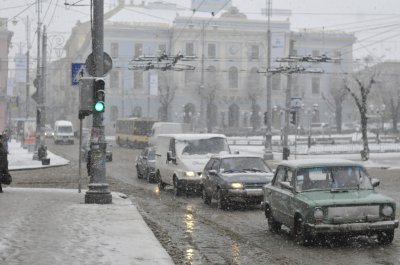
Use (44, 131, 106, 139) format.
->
(228, 66, 238, 88)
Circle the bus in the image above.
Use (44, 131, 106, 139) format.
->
(115, 117, 157, 148)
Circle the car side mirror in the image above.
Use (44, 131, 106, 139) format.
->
(371, 178, 380, 187)
(167, 151, 176, 162)
(280, 181, 292, 191)
(209, 169, 217, 176)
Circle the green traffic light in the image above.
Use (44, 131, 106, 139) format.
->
(94, 101, 105, 112)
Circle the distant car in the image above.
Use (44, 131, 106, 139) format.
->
(310, 122, 330, 135)
(202, 154, 274, 209)
(135, 147, 156, 183)
(262, 159, 399, 246)
(81, 141, 112, 162)
(44, 126, 54, 138)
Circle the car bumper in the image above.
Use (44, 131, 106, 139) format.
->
(306, 220, 399, 235)
(223, 188, 263, 203)
(177, 178, 202, 191)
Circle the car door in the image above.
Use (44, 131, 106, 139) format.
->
(209, 159, 221, 198)
(202, 158, 216, 196)
(269, 166, 295, 225)
(165, 138, 177, 185)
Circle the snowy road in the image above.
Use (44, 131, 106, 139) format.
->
(10, 141, 400, 265)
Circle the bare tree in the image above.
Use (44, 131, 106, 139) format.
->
(344, 67, 377, 161)
(247, 68, 262, 132)
(203, 66, 220, 133)
(321, 76, 347, 133)
(158, 71, 176, 122)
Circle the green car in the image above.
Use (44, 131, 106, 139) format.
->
(261, 159, 399, 246)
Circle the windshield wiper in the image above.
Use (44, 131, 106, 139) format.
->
(242, 168, 267, 173)
(330, 188, 350, 193)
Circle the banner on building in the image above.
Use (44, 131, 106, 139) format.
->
(149, 72, 158, 96)
(271, 32, 286, 67)
(14, 53, 27, 83)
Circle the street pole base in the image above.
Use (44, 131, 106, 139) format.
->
(263, 151, 274, 160)
(85, 192, 112, 204)
(85, 185, 112, 204)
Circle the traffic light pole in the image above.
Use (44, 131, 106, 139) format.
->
(85, 0, 112, 204)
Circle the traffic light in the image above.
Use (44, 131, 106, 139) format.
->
(264, 112, 268, 125)
(290, 110, 297, 125)
(93, 78, 105, 113)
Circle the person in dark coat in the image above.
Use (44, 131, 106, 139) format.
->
(0, 135, 9, 193)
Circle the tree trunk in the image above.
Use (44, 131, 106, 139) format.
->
(335, 103, 343, 133)
(360, 111, 369, 160)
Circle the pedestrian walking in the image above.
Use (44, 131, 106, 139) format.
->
(0, 135, 11, 193)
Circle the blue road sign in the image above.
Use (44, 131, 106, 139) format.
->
(71, 63, 85, 86)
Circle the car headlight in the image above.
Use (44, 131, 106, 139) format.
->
(313, 208, 324, 220)
(382, 205, 393, 217)
(231, 182, 243, 189)
(185, 171, 196, 177)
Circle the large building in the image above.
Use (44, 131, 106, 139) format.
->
(0, 18, 14, 132)
(48, 1, 355, 135)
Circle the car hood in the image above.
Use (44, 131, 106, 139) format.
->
(148, 160, 156, 168)
(221, 172, 273, 184)
(297, 190, 395, 207)
(179, 156, 213, 172)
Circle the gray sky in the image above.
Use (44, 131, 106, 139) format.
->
(2, 0, 400, 64)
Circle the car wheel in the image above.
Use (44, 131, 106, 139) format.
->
(109, 155, 112, 162)
(202, 188, 212, 205)
(217, 189, 227, 210)
(266, 207, 281, 232)
(136, 165, 142, 179)
(293, 217, 312, 246)
(173, 177, 181, 196)
(157, 172, 166, 191)
(377, 229, 394, 245)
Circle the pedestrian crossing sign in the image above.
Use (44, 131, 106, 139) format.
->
(71, 63, 85, 86)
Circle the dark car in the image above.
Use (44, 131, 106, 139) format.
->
(81, 141, 112, 162)
(202, 154, 274, 209)
(135, 146, 156, 183)
(262, 159, 399, 246)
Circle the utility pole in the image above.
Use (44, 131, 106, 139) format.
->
(200, 20, 205, 132)
(41, 26, 47, 148)
(283, 35, 295, 149)
(33, 0, 41, 160)
(25, 15, 31, 118)
(264, 0, 273, 160)
(85, 0, 112, 204)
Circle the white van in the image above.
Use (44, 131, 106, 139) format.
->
(148, 122, 191, 146)
(155, 133, 231, 196)
(54, 120, 74, 144)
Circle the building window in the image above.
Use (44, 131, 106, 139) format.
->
(208, 43, 216, 58)
(135, 43, 143, 58)
(110, 71, 119, 89)
(228, 67, 238, 88)
(111, 42, 118, 58)
(312, 77, 320, 94)
(272, 74, 281, 90)
(185, 42, 194, 56)
(134, 71, 143, 90)
(250, 45, 259, 60)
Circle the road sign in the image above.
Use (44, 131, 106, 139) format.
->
(290, 97, 303, 110)
(85, 52, 112, 77)
(71, 63, 85, 86)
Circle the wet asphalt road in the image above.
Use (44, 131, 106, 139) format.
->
(10, 140, 400, 265)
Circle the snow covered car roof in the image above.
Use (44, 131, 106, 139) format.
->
(278, 159, 363, 169)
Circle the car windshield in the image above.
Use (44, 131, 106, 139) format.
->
(58, 126, 72, 133)
(147, 150, 156, 160)
(220, 157, 271, 173)
(295, 166, 373, 192)
(178, 137, 230, 156)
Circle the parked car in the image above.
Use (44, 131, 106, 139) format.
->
(202, 154, 274, 209)
(81, 141, 113, 162)
(135, 146, 156, 182)
(262, 159, 398, 245)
